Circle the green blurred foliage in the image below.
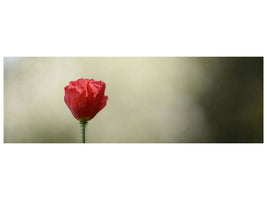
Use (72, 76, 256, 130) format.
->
(197, 58, 263, 142)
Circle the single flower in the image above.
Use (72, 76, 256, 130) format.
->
(64, 78, 108, 143)
(64, 78, 108, 122)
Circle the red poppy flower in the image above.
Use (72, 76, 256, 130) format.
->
(64, 78, 108, 122)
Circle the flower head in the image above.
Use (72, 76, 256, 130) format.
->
(64, 78, 108, 121)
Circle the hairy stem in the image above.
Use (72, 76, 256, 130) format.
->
(80, 121, 87, 143)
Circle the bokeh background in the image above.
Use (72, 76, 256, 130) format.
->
(4, 57, 263, 143)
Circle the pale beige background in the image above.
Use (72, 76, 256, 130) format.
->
(4, 57, 263, 143)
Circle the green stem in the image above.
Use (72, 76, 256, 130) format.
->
(80, 121, 87, 143)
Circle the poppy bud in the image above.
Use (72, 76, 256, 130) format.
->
(64, 78, 108, 122)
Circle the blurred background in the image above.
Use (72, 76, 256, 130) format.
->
(4, 57, 263, 143)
